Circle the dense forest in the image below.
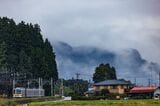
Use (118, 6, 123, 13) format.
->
(0, 17, 58, 81)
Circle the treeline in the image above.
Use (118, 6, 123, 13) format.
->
(54, 79, 89, 96)
(64, 79, 89, 96)
(0, 17, 58, 81)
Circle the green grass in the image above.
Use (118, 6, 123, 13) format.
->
(0, 98, 16, 106)
(0, 96, 60, 106)
(29, 100, 160, 106)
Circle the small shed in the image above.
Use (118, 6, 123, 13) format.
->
(154, 87, 160, 98)
(130, 86, 157, 93)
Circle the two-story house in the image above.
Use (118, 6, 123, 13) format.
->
(92, 79, 131, 94)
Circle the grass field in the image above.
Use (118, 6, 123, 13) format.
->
(0, 98, 16, 106)
(0, 96, 61, 106)
(29, 100, 160, 106)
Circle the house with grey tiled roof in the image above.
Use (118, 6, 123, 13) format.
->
(93, 79, 132, 94)
(85, 79, 132, 96)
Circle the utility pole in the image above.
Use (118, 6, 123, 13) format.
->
(41, 78, 43, 89)
(75, 73, 80, 95)
(148, 78, 151, 87)
(27, 80, 30, 88)
(54, 81, 56, 96)
(39, 78, 40, 88)
(76, 73, 80, 80)
(134, 78, 137, 86)
(88, 79, 91, 90)
(39, 77, 41, 96)
(154, 71, 157, 86)
(159, 72, 160, 87)
(150, 66, 153, 86)
(60, 79, 64, 97)
(51, 77, 53, 96)
(12, 73, 15, 97)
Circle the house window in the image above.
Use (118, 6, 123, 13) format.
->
(112, 85, 117, 89)
(96, 86, 100, 90)
(120, 85, 124, 89)
(104, 86, 108, 89)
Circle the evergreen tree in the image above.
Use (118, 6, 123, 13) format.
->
(0, 17, 58, 81)
(0, 41, 7, 72)
(93, 63, 117, 83)
(18, 50, 32, 79)
(44, 39, 58, 80)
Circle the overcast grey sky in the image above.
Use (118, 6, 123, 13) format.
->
(0, 0, 160, 64)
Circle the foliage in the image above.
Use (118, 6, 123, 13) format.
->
(72, 96, 106, 100)
(0, 17, 58, 96)
(54, 79, 88, 96)
(128, 93, 153, 99)
(0, 17, 58, 80)
(93, 63, 117, 83)
(63, 86, 74, 96)
(64, 79, 89, 96)
(73, 94, 127, 100)
(12, 96, 61, 105)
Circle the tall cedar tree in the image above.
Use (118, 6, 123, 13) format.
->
(0, 17, 58, 81)
(93, 63, 117, 83)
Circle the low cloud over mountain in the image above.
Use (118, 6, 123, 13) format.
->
(53, 42, 160, 85)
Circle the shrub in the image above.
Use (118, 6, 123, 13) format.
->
(72, 96, 106, 100)
(72, 94, 127, 100)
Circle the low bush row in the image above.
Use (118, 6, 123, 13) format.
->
(13, 96, 61, 104)
(72, 94, 127, 100)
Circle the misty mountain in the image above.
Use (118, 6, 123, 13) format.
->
(54, 42, 115, 64)
(53, 41, 160, 85)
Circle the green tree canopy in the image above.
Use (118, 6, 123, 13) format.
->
(0, 17, 58, 80)
(93, 63, 117, 83)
